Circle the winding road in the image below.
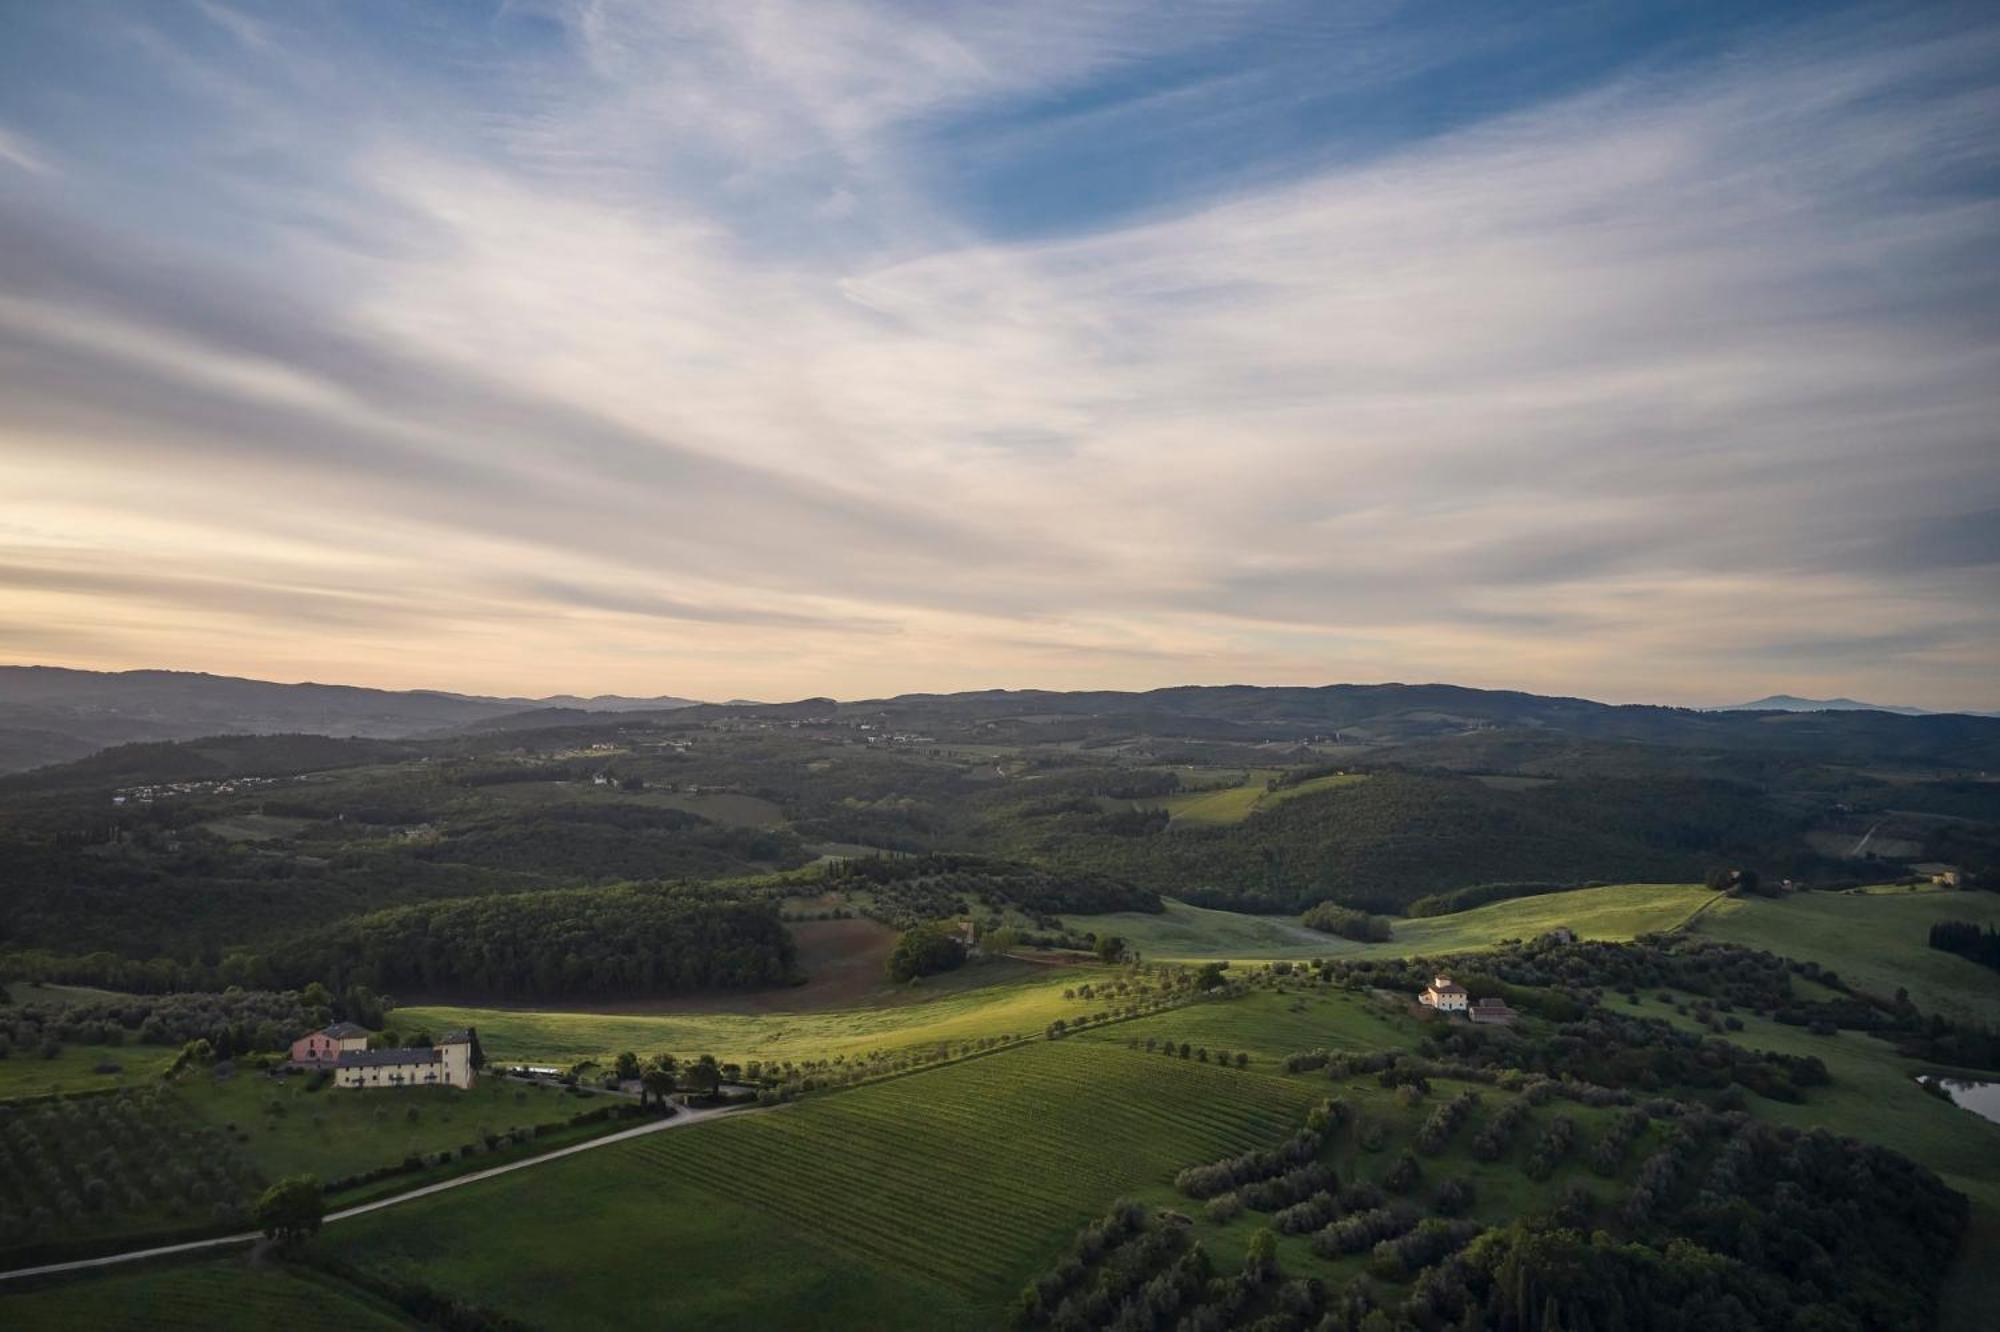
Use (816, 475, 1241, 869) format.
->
(0, 1102, 741, 1284)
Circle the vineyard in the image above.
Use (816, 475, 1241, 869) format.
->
(312, 1037, 1325, 1327)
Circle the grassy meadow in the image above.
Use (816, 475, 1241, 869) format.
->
(1136, 771, 1365, 826)
(1694, 889, 2000, 1024)
(1067, 882, 1716, 964)
(0, 1042, 171, 1100)
(394, 965, 1094, 1068)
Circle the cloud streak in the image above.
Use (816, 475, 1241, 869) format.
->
(0, 2, 1994, 708)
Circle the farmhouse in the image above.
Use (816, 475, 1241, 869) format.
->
(308, 1029, 478, 1090)
(1419, 975, 1468, 1013)
(288, 1021, 370, 1067)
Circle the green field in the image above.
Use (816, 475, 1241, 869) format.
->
(1140, 771, 1365, 826)
(1065, 899, 1333, 960)
(317, 1034, 1327, 1328)
(1, 1258, 417, 1330)
(1069, 883, 1715, 964)
(1694, 890, 2000, 1025)
(0, 1042, 170, 1100)
(198, 813, 314, 842)
(395, 966, 1098, 1068)
(174, 1068, 593, 1184)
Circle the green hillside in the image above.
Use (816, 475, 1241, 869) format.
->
(1695, 889, 2000, 1025)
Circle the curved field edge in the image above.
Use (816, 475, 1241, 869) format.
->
(1065, 882, 1714, 962)
(0, 1259, 419, 1331)
(392, 966, 1094, 1068)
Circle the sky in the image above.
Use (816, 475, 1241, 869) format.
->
(0, 1, 1995, 709)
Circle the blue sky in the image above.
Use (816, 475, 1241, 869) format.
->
(0, 1, 1995, 707)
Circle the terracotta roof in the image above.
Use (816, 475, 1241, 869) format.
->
(1428, 981, 1468, 995)
(336, 1047, 442, 1068)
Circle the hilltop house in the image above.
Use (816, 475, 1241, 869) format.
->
(289, 1021, 371, 1067)
(333, 1030, 477, 1090)
(1419, 975, 1468, 1013)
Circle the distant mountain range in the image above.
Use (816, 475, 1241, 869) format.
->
(0, 666, 699, 773)
(1711, 694, 1979, 717)
(3, 667, 1996, 775)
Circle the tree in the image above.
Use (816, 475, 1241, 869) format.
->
(614, 1051, 641, 1082)
(685, 1054, 722, 1099)
(1095, 935, 1127, 964)
(640, 1065, 676, 1109)
(466, 1026, 486, 1071)
(255, 1174, 324, 1253)
(885, 924, 966, 983)
(1245, 1227, 1278, 1283)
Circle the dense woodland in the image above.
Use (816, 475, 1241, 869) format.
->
(278, 887, 798, 1000)
(0, 689, 1994, 1009)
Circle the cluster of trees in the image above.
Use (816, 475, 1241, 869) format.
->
(1928, 918, 2000, 972)
(1413, 1090, 1480, 1155)
(0, 1089, 260, 1247)
(1520, 1115, 1577, 1181)
(885, 924, 966, 983)
(824, 852, 1160, 927)
(1174, 1103, 1345, 1201)
(277, 887, 798, 999)
(426, 804, 807, 883)
(1298, 902, 1392, 943)
(0, 986, 362, 1063)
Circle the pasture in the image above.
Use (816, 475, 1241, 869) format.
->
(316, 1034, 1326, 1327)
(0, 1042, 169, 1101)
(1694, 889, 2000, 1025)
(1067, 883, 1716, 964)
(1135, 771, 1365, 826)
(394, 965, 1097, 1068)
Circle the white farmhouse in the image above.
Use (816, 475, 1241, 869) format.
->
(331, 1029, 478, 1090)
(1419, 974, 1469, 1013)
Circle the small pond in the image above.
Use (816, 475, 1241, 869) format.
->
(1916, 1074, 2000, 1127)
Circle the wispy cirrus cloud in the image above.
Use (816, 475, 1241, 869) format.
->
(0, 1, 1993, 707)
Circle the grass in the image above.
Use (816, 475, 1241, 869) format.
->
(1693, 889, 2000, 1025)
(0, 1043, 170, 1100)
(173, 1068, 591, 1184)
(394, 966, 1101, 1068)
(1071, 985, 1416, 1064)
(1138, 771, 1367, 826)
(317, 1035, 1327, 1328)
(1068, 883, 1715, 964)
(198, 813, 313, 841)
(1066, 899, 1332, 960)
(0, 1257, 417, 1330)
(1357, 882, 1714, 956)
